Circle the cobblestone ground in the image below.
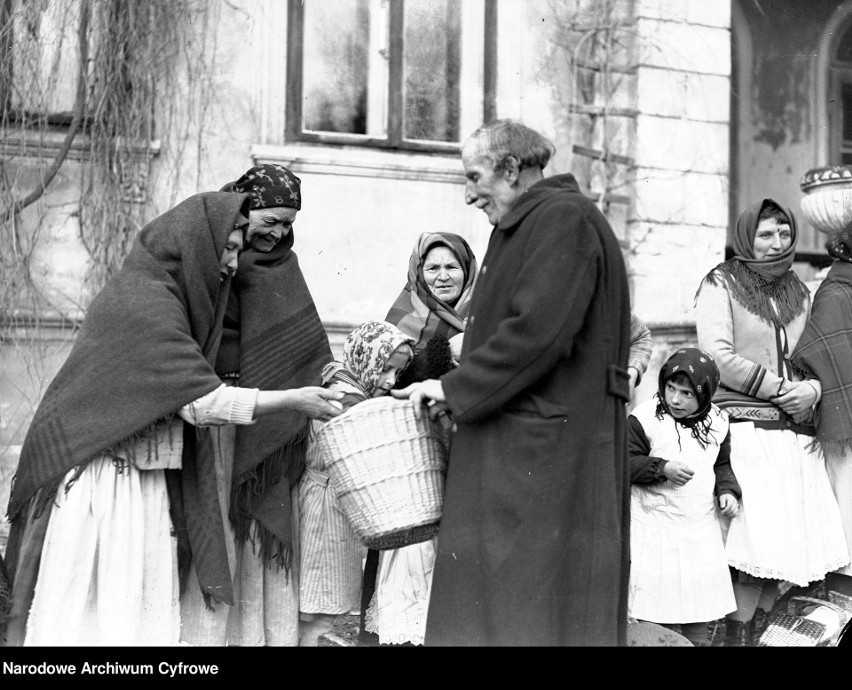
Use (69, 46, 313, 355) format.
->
(317, 614, 363, 647)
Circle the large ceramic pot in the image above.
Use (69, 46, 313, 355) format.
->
(800, 165, 852, 235)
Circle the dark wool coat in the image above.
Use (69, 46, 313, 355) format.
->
(424, 173, 632, 647)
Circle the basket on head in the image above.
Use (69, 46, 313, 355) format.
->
(314, 396, 449, 550)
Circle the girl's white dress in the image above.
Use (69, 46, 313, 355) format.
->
(628, 400, 736, 624)
(364, 537, 437, 645)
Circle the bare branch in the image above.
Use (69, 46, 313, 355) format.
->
(10, 0, 89, 216)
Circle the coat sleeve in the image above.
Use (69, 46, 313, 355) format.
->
(628, 313, 653, 384)
(628, 415, 667, 484)
(442, 202, 602, 422)
(713, 429, 741, 499)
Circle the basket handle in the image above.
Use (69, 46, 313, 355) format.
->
(788, 596, 848, 618)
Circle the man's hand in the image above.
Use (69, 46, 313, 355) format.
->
(628, 366, 639, 393)
(392, 379, 446, 420)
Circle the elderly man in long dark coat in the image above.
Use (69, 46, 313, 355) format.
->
(397, 119, 632, 646)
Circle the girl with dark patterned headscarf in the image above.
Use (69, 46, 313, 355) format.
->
(653, 347, 722, 449)
(792, 220, 852, 600)
(628, 347, 740, 647)
(695, 198, 849, 646)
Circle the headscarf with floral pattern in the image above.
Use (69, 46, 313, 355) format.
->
(655, 347, 722, 449)
(322, 321, 415, 399)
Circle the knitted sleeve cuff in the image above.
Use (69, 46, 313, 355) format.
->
(229, 387, 259, 425)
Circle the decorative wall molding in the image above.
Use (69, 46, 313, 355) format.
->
(0, 131, 161, 163)
(251, 143, 466, 185)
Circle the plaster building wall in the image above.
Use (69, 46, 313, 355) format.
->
(5, 0, 837, 481)
(733, 0, 841, 253)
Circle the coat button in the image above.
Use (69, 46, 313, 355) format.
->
(481, 265, 487, 275)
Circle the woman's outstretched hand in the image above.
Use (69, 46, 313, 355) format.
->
(392, 379, 448, 420)
(292, 387, 346, 422)
(254, 387, 344, 422)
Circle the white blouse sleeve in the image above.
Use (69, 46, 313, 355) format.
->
(177, 383, 258, 427)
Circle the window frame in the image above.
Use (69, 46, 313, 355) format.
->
(829, 66, 852, 165)
(285, 0, 496, 154)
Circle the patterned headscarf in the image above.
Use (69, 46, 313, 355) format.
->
(386, 232, 478, 349)
(337, 321, 415, 398)
(222, 163, 301, 210)
(655, 347, 722, 449)
(696, 198, 810, 326)
(827, 220, 852, 263)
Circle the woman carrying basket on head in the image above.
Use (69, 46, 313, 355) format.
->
(298, 321, 415, 646)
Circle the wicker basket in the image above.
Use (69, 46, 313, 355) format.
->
(315, 396, 449, 550)
(758, 596, 850, 647)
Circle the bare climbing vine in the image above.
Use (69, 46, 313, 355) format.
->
(0, 0, 221, 472)
(543, 0, 636, 219)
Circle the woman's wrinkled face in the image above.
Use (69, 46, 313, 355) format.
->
(219, 229, 245, 280)
(246, 207, 297, 252)
(664, 379, 699, 419)
(373, 344, 413, 397)
(752, 217, 792, 261)
(423, 246, 464, 305)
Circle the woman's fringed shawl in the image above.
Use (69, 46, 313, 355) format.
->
(5, 192, 252, 610)
(224, 233, 333, 580)
(697, 198, 809, 328)
(791, 260, 852, 455)
(386, 232, 478, 348)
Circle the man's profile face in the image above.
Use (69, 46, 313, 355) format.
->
(461, 141, 518, 226)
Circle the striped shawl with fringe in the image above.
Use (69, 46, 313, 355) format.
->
(6, 192, 251, 612)
(221, 234, 333, 583)
(791, 260, 852, 454)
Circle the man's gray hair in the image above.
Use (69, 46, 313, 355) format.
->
(465, 119, 556, 172)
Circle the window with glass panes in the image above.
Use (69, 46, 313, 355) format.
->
(286, 0, 496, 153)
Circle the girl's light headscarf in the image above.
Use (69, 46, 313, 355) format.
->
(322, 320, 415, 399)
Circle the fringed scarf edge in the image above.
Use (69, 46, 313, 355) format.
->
(228, 424, 309, 581)
(700, 260, 809, 327)
(9, 416, 178, 523)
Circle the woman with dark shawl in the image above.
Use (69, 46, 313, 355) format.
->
(179, 164, 336, 646)
(695, 198, 848, 646)
(2, 192, 343, 646)
(791, 221, 852, 602)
